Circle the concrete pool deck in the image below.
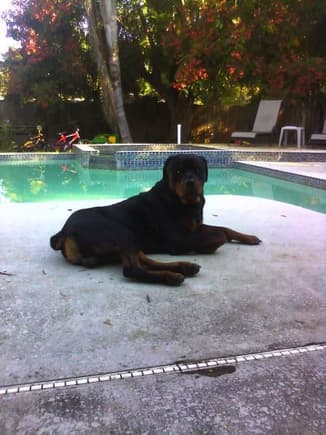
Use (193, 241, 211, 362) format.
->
(1, 192, 325, 433)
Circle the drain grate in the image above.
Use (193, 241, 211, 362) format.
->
(1, 343, 325, 396)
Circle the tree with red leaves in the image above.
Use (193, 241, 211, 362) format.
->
(163, 0, 325, 127)
(4, 0, 95, 108)
(4, 0, 131, 142)
(3, 0, 325, 140)
(117, 0, 325, 140)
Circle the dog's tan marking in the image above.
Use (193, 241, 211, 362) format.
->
(63, 237, 82, 264)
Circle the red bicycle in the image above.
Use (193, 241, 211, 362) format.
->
(55, 128, 81, 152)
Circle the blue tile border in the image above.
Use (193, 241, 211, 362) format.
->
(0, 152, 75, 162)
(83, 144, 232, 169)
(114, 150, 232, 169)
(1, 147, 325, 190)
(84, 146, 326, 170)
(3, 146, 324, 167)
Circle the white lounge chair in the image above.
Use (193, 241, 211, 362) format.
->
(230, 99, 282, 144)
(310, 117, 326, 145)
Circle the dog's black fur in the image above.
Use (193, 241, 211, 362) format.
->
(50, 154, 261, 285)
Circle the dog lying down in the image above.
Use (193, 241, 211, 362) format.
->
(50, 154, 261, 286)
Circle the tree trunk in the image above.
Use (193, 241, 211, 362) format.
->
(84, 0, 118, 133)
(99, 0, 132, 143)
(143, 67, 195, 143)
(84, 0, 132, 143)
(135, 3, 194, 143)
(167, 94, 194, 143)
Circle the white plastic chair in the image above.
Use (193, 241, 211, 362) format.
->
(310, 117, 326, 145)
(230, 100, 282, 143)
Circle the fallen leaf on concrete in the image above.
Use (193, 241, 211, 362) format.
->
(185, 365, 236, 378)
(0, 271, 15, 276)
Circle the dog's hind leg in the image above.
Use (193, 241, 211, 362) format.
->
(50, 231, 65, 250)
(58, 236, 99, 267)
(139, 252, 200, 277)
(121, 252, 186, 286)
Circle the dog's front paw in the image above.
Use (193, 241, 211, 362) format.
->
(180, 262, 201, 277)
(165, 272, 185, 286)
(245, 235, 262, 245)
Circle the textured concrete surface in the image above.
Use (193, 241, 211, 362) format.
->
(1, 352, 325, 434)
(1, 195, 325, 433)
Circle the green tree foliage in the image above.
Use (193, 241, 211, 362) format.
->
(118, 0, 201, 140)
(162, 0, 325, 104)
(117, 0, 325, 138)
(3, 0, 325, 139)
(4, 0, 97, 108)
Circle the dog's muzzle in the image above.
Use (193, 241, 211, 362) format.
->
(180, 176, 202, 204)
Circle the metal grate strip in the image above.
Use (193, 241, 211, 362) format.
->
(0, 343, 325, 396)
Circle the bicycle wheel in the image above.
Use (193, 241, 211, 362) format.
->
(22, 140, 35, 151)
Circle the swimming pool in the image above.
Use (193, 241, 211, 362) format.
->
(0, 160, 325, 213)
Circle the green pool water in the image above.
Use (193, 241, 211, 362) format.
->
(0, 160, 325, 213)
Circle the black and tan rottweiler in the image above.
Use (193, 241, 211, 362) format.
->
(50, 154, 261, 285)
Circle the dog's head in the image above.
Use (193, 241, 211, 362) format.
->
(163, 154, 208, 205)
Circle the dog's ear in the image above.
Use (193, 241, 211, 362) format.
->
(199, 156, 208, 182)
(163, 155, 176, 180)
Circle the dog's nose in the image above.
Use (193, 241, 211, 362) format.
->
(186, 179, 195, 187)
(185, 174, 195, 185)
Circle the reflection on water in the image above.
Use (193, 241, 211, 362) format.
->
(205, 169, 325, 213)
(0, 160, 325, 214)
